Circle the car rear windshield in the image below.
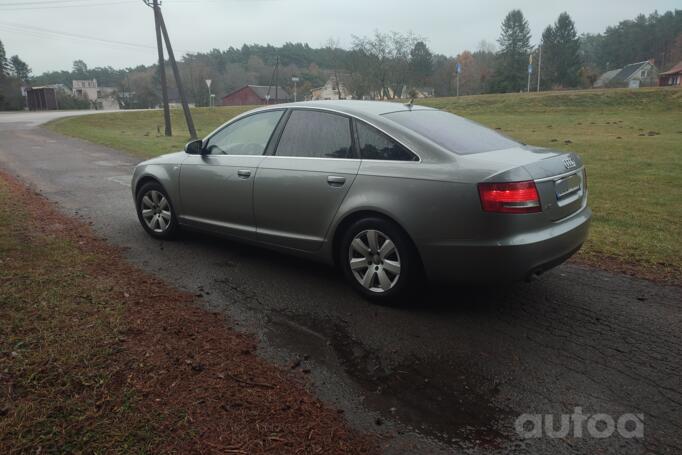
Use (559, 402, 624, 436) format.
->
(383, 110, 521, 155)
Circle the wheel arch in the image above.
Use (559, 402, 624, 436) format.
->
(331, 209, 423, 269)
(134, 175, 163, 198)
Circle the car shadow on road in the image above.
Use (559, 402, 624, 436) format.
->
(174, 229, 536, 317)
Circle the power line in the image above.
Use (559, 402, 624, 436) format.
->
(0, 0, 99, 5)
(0, 1, 136, 11)
(0, 21, 156, 51)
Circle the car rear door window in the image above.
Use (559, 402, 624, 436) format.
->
(355, 121, 418, 161)
(275, 110, 353, 159)
(205, 110, 284, 156)
(384, 109, 520, 155)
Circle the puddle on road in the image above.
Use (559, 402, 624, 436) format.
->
(265, 313, 513, 449)
(94, 160, 134, 167)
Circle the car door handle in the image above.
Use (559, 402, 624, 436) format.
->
(327, 175, 346, 186)
(237, 169, 252, 179)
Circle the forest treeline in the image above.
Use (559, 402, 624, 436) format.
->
(1, 8, 680, 110)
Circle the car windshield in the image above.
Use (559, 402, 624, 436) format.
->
(383, 110, 521, 155)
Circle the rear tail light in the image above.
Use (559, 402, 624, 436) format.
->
(478, 180, 541, 213)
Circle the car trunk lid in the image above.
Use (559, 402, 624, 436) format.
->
(471, 146, 587, 221)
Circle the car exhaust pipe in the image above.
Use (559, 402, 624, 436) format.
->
(525, 269, 543, 282)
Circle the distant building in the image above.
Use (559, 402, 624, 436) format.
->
(72, 79, 119, 110)
(658, 61, 682, 86)
(26, 86, 59, 111)
(593, 69, 620, 88)
(594, 61, 659, 89)
(222, 85, 289, 106)
(311, 76, 351, 100)
(72, 79, 98, 99)
(162, 87, 194, 109)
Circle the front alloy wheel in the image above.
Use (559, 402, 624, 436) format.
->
(136, 182, 177, 239)
(141, 190, 172, 233)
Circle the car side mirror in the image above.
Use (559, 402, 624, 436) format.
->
(184, 139, 204, 155)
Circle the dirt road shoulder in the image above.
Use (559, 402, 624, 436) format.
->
(0, 169, 377, 454)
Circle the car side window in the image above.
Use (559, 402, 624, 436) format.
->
(355, 121, 418, 161)
(275, 110, 353, 159)
(205, 110, 284, 156)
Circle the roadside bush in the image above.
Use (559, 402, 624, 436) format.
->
(56, 91, 90, 110)
(0, 76, 25, 110)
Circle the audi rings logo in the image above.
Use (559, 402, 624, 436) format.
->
(563, 157, 577, 169)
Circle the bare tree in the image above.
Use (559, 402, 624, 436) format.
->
(351, 30, 421, 99)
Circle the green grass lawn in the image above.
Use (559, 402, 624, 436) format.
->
(46, 106, 253, 158)
(46, 88, 682, 283)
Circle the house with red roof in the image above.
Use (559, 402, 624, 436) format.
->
(659, 61, 682, 87)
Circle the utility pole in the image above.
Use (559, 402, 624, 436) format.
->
(151, 0, 171, 136)
(537, 44, 542, 92)
(144, 0, 197, 138)
(157, 7, 197, 138)
(455, 62, 461, 97)
(266, 56, 280, 104)
(275, 56, 279, 103)
(334, 69, 342, 99)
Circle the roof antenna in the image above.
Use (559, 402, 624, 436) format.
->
(405, 97, 414, 110)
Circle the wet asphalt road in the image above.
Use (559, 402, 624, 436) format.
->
(0, 112, 680, 454)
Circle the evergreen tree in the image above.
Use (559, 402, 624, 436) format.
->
(489, 10, 532, 93)
(542, 12, 581, 88)
(409, 41, 433, 86)
(72, 60, 89, 79)
(10, 55, 31, 82)
(540, 25, 557, 86)
(0, 40, 10, 78)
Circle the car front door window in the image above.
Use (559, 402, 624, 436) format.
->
(205, 110, 284, 156)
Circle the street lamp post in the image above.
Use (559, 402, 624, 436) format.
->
(291, 76, 300, 102)
(527, 54, 533, 93)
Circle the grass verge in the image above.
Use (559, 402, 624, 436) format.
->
(46, 107, 251, 159)
(0, 171, 376, 454)
(45, 88, 682, 284)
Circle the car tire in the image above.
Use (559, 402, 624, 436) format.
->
(135, 181, 178, 240)
(340, 217, 421, 304)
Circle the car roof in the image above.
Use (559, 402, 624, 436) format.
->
(281, 100, 435, 118)
(225, 100, 451, 163)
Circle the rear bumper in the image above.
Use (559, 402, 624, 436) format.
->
(419, 205, 591, 284)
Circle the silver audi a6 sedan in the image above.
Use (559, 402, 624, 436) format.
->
(132, 100, 590, 302)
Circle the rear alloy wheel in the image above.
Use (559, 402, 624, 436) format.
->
(136, 182, 178, 239)
(340, 217, 419, 303)
(349, 229, 401, 293)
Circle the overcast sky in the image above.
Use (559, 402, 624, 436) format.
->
(0, 0, 678, 74)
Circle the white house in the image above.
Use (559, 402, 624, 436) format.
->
(72, 79, 119, 110)
(311, 76, 352, 100)
(593, 61, 659, 89)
